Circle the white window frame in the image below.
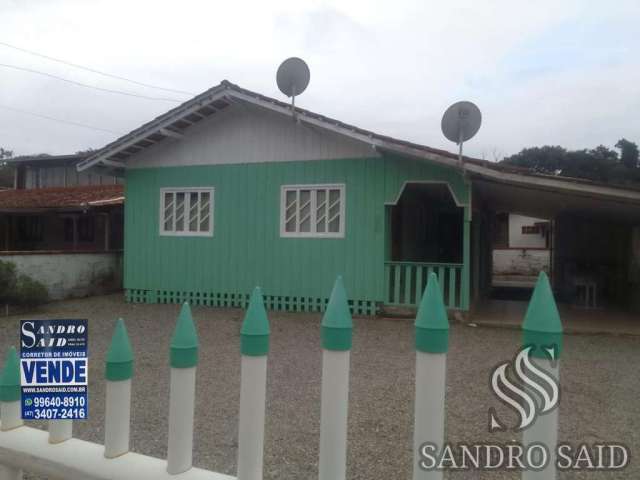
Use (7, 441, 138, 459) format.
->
(159, 187, 214, 237)
(280, 183, 346, 238)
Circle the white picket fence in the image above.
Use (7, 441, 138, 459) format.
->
(0, 273, 562, 480)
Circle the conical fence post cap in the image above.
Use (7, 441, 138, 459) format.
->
(415, 272, 449, 353)
(0, 347, 21, 402)
(106, 319, 134, 381)
(321, 276, 353, 351)
(241, 287, 270, 356)
(170, 302, 199, 368)
(522, 272, 563, 359)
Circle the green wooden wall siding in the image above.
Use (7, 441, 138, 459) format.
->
(124, 154, 471, 311)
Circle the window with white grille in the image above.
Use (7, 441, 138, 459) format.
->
(160, 188, 214, 236)
(280, 184, 345, 238)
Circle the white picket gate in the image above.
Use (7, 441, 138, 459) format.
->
(0, 273, 562, 480)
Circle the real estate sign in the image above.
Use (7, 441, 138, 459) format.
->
(19, 319, 88, 420)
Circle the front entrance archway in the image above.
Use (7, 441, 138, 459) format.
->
(385, 183, 465, 309)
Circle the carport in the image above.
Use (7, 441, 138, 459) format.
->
(463, 161, 640, 323)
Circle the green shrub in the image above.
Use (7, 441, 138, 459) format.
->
(0, 260, 17, 304)
(0, 260, 48, 307)
(12, 274, 49, 307)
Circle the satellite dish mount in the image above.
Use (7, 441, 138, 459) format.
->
(441, 101, 482, 165)
(276, 57, 310, 120)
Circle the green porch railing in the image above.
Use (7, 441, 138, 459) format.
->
(384, 261, 463, 309)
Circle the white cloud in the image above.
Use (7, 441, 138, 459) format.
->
(0, 0, 638, 158)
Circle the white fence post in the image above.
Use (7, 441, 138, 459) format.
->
(318, 276, 352, 480)
(104, 318, 134, 458)
(522, 272, 562, 480)
(167, 302, 199, 475)
(48, 420, 72, 444)
(0, 347, 23, 480)
(237, 287, 270, 480)
(412, 273, 449, 480)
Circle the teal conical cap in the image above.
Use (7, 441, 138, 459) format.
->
(105, 319, 134, 381)
(415, 273, 449, 353)
(170, 303, 199, 368)
(0, 347, 21, 402)
(241, 287, 270, 356)
(522, 272, 563, 359)
(321, 276, 353, 351)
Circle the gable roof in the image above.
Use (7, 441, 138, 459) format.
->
(77, 80, 466, 173)
(76, 80, 640, 208)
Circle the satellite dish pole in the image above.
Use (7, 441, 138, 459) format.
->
(276, 57, 310, 121)
(441, 101, 482, 166)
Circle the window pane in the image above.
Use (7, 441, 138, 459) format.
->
(285, 190, 297, 232)
(175, 192, 185, 231)
(316, 190, 326, 233)
(200, 192, 210, 232)
(163, 192, 174, 231)
(299, 190, 311, 232)
(189, 192, 199, 231)
(328, 189, 341, 233)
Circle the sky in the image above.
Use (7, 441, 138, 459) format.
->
(0, 0, 638, 160)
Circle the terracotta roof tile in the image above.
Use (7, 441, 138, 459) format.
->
(0, 185, 124, 210)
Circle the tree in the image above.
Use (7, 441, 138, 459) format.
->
(500, 145, 567, 174)
(0, 148, 14, 188)
(501, 141, 640, 186)
(615, 138, 639, 169)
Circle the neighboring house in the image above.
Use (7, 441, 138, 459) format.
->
(0, 154, 124, 300)
(492, 213, 551, 287)
(76, 81, 640, 314)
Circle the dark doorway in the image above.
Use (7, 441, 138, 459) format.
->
(390, 183, 462, 263)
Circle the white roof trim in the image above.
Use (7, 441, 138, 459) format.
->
(465, 162, 640, 203)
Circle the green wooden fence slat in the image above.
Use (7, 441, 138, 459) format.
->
(404, 264, 412, 305)
(415, 265, 423, 306)
(393, 264, 401, 305)
(449, 267, 457, 309)
(384, 264, 390, 304)
(384, 262, 466, 310)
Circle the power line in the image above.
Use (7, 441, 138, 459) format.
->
(0, 104, 122, 135)
(0, 40, 196, 96)
(0, 63, 183, 103)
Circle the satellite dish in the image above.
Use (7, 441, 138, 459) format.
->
(441, 101, 482, 164)
(276, 57, 310, 115)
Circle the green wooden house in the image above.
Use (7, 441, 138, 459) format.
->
(77, 81, 640, 315)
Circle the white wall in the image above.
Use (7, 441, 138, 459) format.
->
(508, 214, 548, 248)
(493, 249, 550, 276)
(1, 252, 122, 300)
(129, 103, 380, 169)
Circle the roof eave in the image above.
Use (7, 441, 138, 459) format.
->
(465, 162, 640, 204)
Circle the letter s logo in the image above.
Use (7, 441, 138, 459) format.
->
(21, 321, 36, 348)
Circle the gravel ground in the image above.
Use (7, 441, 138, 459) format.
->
(1, 294, 638, 479)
